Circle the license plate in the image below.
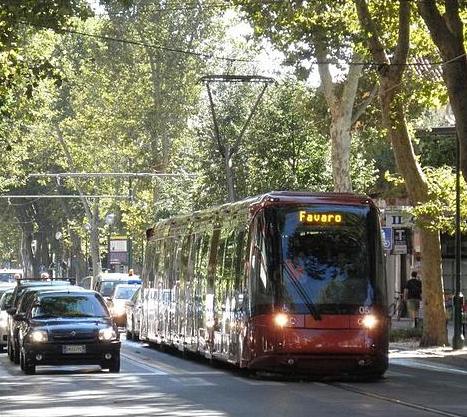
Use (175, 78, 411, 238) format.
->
(62, 345, 86, 354)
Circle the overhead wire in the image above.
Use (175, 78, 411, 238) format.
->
(18, 20, 466, 69)
(20, 21, 255, 64)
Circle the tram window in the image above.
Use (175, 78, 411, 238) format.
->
(250, 216, 274, 314)
(233, 229, 247, 291)
(179, 234, 192, 282)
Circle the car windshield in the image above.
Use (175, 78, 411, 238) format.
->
(32, 294, 109, 318)
(100, 281, 118, 297)
(114, 286, 139, 300)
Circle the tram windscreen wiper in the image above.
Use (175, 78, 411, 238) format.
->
(282, 262, 321, 321)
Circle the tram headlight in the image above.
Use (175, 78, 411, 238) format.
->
(274, 313, 289, 328)
(361, 314, 378, 329)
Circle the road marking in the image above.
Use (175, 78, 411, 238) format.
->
(121, 352, 168, 374)
(392, 358, 467, 376)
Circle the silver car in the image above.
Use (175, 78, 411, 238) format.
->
(125, 286, 142, 340)
(0, 288, 14, 352)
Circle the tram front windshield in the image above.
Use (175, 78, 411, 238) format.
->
(277, 205, 375, 314)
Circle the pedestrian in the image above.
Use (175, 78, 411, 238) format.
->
(404, 271, 422, 328)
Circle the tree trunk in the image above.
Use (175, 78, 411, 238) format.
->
(330, 115, 353, 192)
(316, 44, 365, 192)
(90, 201, 102, 288)
(20, 229, 34, 278)
(417, 0, 467, 180)
(356, 0, 447, 346)
(70, 231, 85, 282)
(224, 144, 236, 202)
(419, 229, 447, 346)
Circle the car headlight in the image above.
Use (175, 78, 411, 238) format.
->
(30, 330, 48, 343)
(99, 327, 117, 341)
(112, 303, 126, 315)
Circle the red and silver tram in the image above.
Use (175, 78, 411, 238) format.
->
(139, 191, 389, 377)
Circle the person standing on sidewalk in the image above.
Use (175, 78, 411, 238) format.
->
(404, 271, 422, 328)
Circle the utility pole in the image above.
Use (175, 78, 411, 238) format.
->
(200, 75, 274, 202)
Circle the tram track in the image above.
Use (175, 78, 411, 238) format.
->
(330, 382, 466, 417)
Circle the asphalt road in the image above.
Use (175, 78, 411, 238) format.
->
(1, 338, 467, 417)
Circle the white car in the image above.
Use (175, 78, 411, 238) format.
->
(0, 288, 14, 352)
(108, 284, 141, 327)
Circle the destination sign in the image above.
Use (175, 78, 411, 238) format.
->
(299, 211, 343, 224)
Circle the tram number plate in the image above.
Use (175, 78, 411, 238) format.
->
(62, 345, 86, 354)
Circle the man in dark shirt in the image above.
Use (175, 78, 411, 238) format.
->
(404, 271, 422, 327)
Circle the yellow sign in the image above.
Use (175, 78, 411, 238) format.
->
(299, 211, 343, 224)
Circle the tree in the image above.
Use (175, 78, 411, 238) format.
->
(0, 1, 91, 136)
(417, 0, 467, 181)
(189, 79, 379, 208)
(234, 0, 378, 192)
(355, 0, 447, 346)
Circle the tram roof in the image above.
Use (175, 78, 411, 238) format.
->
(149, 191, 374, 232)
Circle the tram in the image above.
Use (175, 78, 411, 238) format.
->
(139, 191, 389, 377)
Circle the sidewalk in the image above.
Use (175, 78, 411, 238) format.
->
(389, 317, 467, 366)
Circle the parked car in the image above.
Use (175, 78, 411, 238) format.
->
(17, 289, 121, 374)
(107, 283, 141, 327)
(79, 276, 93, 290)
(125, 286, 142, 340)
(0, 269, 23, 284)
(94, 273, 141, 301)
(0, 283, 15, 301)
(0, 288, 14, 352)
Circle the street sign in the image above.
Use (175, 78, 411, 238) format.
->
(109, 236, 128, 265)
(393, 228, 408, 254)
(382, 227, 393, 251)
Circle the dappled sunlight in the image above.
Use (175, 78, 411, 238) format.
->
(0, 355, 228, 417)
(390, 346, 467, 359)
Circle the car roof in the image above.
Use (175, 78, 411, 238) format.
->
(16, 279, 72, 287)
(114, 283, 141, 288)
(36, 289, 99, 298)
(97, 273, 140, 281)
(20, 285, 80, 295)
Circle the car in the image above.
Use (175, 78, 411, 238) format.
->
(7, 279, 76, 363)
(94, 272, 141, 300)
(0, 269, 23, 284)
(0, 282, 15, 299)
(79, 276, 93, 289)
(107, 283, 141, 327)
(9, 284, 81, 364)
(17, 289, 121, 374)
(0, 288, 14, 352)
(125, 286, 142, 340)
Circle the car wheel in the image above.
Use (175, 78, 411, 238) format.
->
(131, 317, 137, 341)
(13, 343, 20, 364)
(20, 350, 25, 371)
(24, 361, 35, 375)
(7, 339, 14, 361)
(108, 354, 120, 373)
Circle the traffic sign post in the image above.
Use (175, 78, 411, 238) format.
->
(382, 227, 393, 252)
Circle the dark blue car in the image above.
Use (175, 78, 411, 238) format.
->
(17, 289, 121, 374)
